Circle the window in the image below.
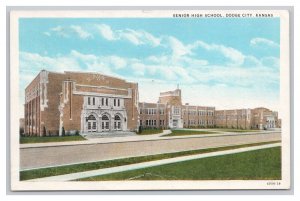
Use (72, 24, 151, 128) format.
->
(102, 115, 109, 120)
(87, 115, 96, 120)
(106, 98, 108, 106)
(93, 97, 95, 105)
(114, 99, 116, 106)
(140, 108, 143, 114)
(140, 120, 142, 126)
(118, 99, 120, 107)
(174, 107, 180, 115)
(88, 97, 90, 105)
(154, 120, 156, 126)
(101, 98, 104, 106)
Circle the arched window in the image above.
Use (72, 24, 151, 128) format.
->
(102, 115, 109, 120)
(87, 115, 96, 120)
(114, 115, 121, 130)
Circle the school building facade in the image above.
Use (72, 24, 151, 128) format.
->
(24, 70, 280, 136)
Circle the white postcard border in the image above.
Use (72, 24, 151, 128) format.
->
(10, 9, 291, 191)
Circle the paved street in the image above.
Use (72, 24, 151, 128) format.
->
(20, 132, 281, 170)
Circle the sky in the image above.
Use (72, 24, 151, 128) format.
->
(19, 17, 280, 117)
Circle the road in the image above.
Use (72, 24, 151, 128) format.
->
(20, 132, 281, 170)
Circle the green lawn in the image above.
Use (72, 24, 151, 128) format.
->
(20, 135, 86, 144)
(162, 129, 216, 137)
(137, 129, 163, 135)
(214, 129, 260, 133)
(81, 147, 281, 181)
(20, 140, 280, 181)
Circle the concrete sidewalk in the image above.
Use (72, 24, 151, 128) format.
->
(20, 129, 277, 149)
(27, 142, 281, 182)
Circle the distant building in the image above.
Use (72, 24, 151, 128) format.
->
(24, 70, 280, 136)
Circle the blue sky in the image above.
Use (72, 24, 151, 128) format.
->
(19, 17, 280, 117)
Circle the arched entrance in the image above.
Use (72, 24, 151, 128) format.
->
(101, 115, 110, 131)
(87, 114, 97, 132)
(114, 115, 122, 131)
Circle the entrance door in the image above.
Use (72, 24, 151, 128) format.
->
(173, 119, 178, 128)
(87, 115, 97, 132)
(114, 115, 122, 131)
(101, 115, 110, 132)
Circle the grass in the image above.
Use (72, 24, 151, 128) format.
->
(214, 129, 260, 133)
(81, 147, 281, 181)
(20, 140, 280, 181)
(162, 129, 216, 137)
(20, 135, 86, 144)
(136, 129, 163, 135)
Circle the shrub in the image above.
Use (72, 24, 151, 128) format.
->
(43, 126, 46, 136)
(138, 126, 142, 134)
(62, 127, 65, 136)
(19, 128, 24, 136)
(75, 130, 80, 136)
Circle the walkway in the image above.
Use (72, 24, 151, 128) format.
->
(28, 142, 281, 182)
(20, 129, 278, 149)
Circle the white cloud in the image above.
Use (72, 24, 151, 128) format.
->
(168, 36, 192, 58)
(96, 24, 117, 41)
(261, 56, 280, 69)
(192, 40, 245, 66)
(70, 25, 93, 39)
(43, 32, 51, 37)
(51, 26, 69, 38)
(250, 37, 279, 48)
(96, 24, 161, 47)
(49, 25, 92, 39)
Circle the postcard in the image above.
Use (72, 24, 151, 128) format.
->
(10, 9, 290, 191)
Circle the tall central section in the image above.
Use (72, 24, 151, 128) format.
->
(158, 89, 183, 128)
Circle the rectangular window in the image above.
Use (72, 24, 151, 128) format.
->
(146, 120, 148, 126)
(140, 108, 143, 114)
(106, 98, 108, 106)
(88, 97, 90, 105)
(114, 99, 116, 106)
(154, 120, 156, 126)
(101, 98, 104, 106)
(140, 120, 142, 126)
(93, 97, 95, 105)
(118, 99, 120, 107)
